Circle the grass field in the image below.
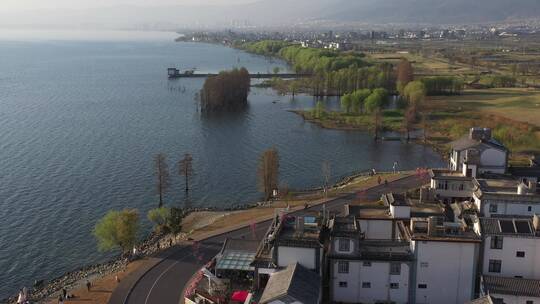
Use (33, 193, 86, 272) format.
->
(425, 88, 540, 158)
(368, 52, 477, 77)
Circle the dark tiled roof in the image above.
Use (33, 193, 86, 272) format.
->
(450, 135, 506, 151)
(259, 263, 320, 304)
(221, 238, 260, 253)
(483, 275, 540, 297)
(509, 166, 540, 178)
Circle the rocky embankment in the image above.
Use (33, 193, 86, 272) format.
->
(2, 232, 188, 304)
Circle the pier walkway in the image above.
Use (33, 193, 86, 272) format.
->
(168, 71, 311, 79)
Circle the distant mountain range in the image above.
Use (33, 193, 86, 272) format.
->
(1, 0, 539, 29)
(321, 0, 540, 24)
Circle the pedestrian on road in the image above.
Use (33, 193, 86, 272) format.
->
(169, 238, 173, 247)
(58, 295, 64, 304)
(62, 288, 67, 299)
(384, 179, 388, 186)
(86, 280, 91, 292)
(377, 176, 382, 185)
(115, 275, 120, 283)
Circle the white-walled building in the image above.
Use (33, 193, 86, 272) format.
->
(429, 168, 475, 201)
(449, 127, 508, 176)
(252, 212, 324, 290)
(398, 216, 481, 304)
(327, 216, 413, 304)
(480, 275, 540, 304)
(473, 177, 540, 217)
(478, 216, 540, 279)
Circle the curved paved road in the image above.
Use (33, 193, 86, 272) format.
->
(109, 174, 428, 304)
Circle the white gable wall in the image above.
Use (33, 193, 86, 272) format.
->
(331, 260, 410, 304)
(277, 247, 317, 270)
(414, 240, 478, 304)
(483, 235, 540, 279)
(358, 219, 393, 239)
(480, 149, 507, 172)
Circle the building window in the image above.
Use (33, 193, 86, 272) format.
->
(418, 284, 427, 289)
(390, 283, 399, 289)
(363, 261, 372, 267)
(362, 282, 371, 288)
(489, 259, 502, 273)
(490, 236, 503, 249)
(459, 183, 464, 190)
(444, 181, 448, 190)
(528, 206, 533, 212)
(338, 261, 349, 273)
(390, 263, 401, 275)
(420, 262, 429, 268)
(517, 251, 526, 258)
(339, 281, 347, 288)
(526, 301, 533, 304)
(489, 204, 498, 213)
(338, 238, 350, 252)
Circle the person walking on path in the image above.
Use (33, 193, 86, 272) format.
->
(58, 295, 64, 304)
(62, 288, 67, 299)
(86, 280, 91, 292)
(377, 176, 382, 185)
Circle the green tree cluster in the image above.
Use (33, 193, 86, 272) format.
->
(421, 76, 463, 95)
(312, 100, 327, 119)
(243, 40, 292, 56)
(147, 207, 184, 234)
(365, 88, 389, 113)
(403, 81, 427, 106)
(278, 46, 367, 73)
(480, 75, 517, 88)
(243, 40, 397, 97)
(341, 89, 372, 113)
(93, 209, 140, 253)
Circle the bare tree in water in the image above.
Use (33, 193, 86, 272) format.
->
(373, 108, 382, 140)
(258, 148, 279, 201)
(322, 161, 331, 196)
(154, 153, 170, 207)
(178, 153, 194, 194)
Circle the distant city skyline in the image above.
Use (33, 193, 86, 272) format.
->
(0, 0, 258, 12)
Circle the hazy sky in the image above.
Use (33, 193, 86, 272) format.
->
(1, 0, 256, 11)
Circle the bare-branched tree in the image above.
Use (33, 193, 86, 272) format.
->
(257, 148, 279, 201)
(178, 153, 194, 193)
(154, 153, 170, 207)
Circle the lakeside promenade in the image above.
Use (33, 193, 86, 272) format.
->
(108, 172, 428, 304)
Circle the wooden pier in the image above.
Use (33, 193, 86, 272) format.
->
(167, 68, 310, 79)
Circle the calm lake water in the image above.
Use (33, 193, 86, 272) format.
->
(0, 30, 444, 298)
